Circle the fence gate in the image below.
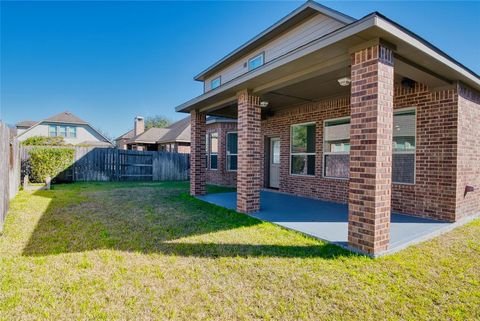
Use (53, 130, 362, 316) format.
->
(117, 150, 153, 181)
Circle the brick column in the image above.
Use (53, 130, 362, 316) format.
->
(190, 110, 206, 196)
(237, 89, 262, 213)
(348, 43, 394, 255)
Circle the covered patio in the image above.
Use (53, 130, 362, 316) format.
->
(179, 7, 480, 257)
(198, 191, 453, 256)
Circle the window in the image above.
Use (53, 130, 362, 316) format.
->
(58, 126, 67, 137)
(211, 77, 221, 90)
(291, 123, 316, 176)
(324, 118, 350, 179)
(392, 109, 416, 184)
(248, 52, 264, 71)
(226, 132, 238, 171)
(67, 126, 77, 138)
(209, 132, 218, 170)
(49, 125, 57, 137)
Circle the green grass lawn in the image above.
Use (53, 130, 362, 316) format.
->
(0, 182, 479, 320)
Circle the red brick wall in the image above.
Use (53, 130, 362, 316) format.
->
(347, 44, 394, 254)
(262, 98, 350, 203)
(206, 122, 237, 187)
(456, 83, 480, 220)
(260, 82, 464, 222)
(391, 83, 459, 221)
(236, 90, 262, 213)
(205, 84, 476, 222)
(190, 110, 206, 196)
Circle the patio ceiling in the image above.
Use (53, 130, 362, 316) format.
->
(206, 58, 453, 119)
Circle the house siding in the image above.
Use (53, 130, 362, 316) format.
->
(203, 13, 344, 92)
(17, 123, 108, 145)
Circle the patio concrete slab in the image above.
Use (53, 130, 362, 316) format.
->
(197, 191, 455, 256)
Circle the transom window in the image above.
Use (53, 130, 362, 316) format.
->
(323, 118, 350, 179)
(226, 132, 238, 171)
(209, 132, 218, 170)
(211, 77, 221, 90)
(290, 123, 316, 176)
(248, 52, 264, 71)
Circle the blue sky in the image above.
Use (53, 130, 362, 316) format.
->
(1, 1, 479, 138)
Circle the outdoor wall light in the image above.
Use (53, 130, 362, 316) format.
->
(260, 101, 269, 108)
(337, 77, 351, 86)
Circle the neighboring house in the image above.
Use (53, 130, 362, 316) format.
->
(16, 111, 113, 147)
(176, 1, 480, 256)
(116, 115, 236, 155)
(116, 116, 190, 152)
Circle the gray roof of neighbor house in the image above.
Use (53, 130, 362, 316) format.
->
(157, 117, 191, 143)
(129, 127, 170, 144)
(16, 120, 37, 128)
(44, 111, 89, 125)
(115, 129, 135, 141)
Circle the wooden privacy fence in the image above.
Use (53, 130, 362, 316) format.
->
(20, 147, 190, 182)
(0, 121, 21, 232)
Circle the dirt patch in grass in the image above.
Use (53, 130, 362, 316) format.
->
(1, 182, 479, 320)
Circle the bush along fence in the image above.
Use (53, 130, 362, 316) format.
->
(0, 122, 21, 232)
(20, 146, 190, 182)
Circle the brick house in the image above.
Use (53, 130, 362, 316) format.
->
(115, 116, 191, 152)
(176, 1, 480, 256)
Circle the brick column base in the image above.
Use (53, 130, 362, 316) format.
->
(236, 89, 262, 213)
(348, 43, 394, 255)
(190, 110, 206, 196)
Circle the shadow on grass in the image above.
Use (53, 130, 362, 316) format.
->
(21, 182, 353, 259)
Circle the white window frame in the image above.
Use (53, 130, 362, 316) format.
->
(67, 126, 77, 138)
(49, 124, 57, 137)
(209, 132, 218, 170)
(323, 116, 351, 180)
(290, 122, 316, 177)
(392, 107, 416, 185)
(210, 76, 221, 90)
(248, 52, 264, 71)
(226, 131, 238, 172)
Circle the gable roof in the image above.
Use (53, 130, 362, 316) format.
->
(176, 6, 480, 113)
(16, 111, 113, 146)
(115, 129, 135, 141)
(16, 120, 37, 128)
(157, 117, 191, 143)
(126, 117, 192, 144)
(44, 111, 88, 125)
(194, 1, 355, 81)
(129, 127, 170, 144)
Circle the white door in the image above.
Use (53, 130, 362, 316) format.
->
(269, 138, 280, 188)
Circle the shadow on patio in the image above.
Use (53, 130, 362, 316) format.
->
(21, 183, 353, 259)
(198, 191, 453, 255)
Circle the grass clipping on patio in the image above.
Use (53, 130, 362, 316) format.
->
(0, 181, 479, 321)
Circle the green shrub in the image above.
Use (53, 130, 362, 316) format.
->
(28, 147, 75, 182)
(22, 136, 66, 146)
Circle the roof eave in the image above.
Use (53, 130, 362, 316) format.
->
(176, 12, 480, 114)
(193, 1, 355, 82)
